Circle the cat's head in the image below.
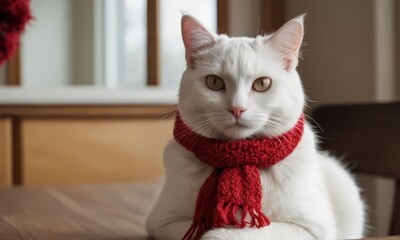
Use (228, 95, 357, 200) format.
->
(178, 15, 305, 140)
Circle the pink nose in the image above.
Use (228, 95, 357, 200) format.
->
(227, 107, 247, 119)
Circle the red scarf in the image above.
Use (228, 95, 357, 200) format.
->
(173, 113, 305, 240)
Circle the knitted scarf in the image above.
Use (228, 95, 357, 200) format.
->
(173, 112, 305, 240)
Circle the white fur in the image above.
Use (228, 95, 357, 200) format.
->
(146, 15, 365, 240)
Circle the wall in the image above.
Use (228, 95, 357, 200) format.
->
(397, 1, 400, 99)
(374, 0, 397, 101)
(229, 0, 261, 37)
(285, 0, 399, 107)
(285, 0, 376, 108)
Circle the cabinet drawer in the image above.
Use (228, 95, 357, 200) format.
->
(21, 118, 173, 185)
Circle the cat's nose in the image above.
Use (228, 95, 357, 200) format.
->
(227, 107, 247, 119)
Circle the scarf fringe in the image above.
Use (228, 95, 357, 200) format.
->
(214, 202, 270, 229)
(182, 221, 205, 240)
(182, 203, 271, 240)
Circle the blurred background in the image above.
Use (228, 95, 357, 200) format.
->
(1, 0, 399, 104)
(0, 0, 399, 237)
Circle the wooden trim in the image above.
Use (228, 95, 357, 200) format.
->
(6, 48, 21, 86)
(0, 118, 12, 186)
(217, 0, 230, 34)
(147, 0, 159, 86)
(260, 0, 285, 34)
(0, 105, 177, 118)
(12, 118, 22, 185)
(390, 179, 400, 235)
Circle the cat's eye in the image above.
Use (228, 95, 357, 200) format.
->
(205, 75, 225, 91)
(252, 77, 272, 92)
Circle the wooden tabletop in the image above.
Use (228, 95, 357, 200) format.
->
(0, 183, 399, 240)
(0, 184, 161, 240)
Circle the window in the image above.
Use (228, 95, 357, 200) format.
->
(159, 0, 217, 90)
(3, 0, 284, 89)
(97, 0, 220, 90)
(124, 0, 147, 88)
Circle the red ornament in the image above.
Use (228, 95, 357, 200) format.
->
(0, 0, 33, 65)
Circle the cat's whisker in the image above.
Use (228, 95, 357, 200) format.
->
(183, 120, 215, 138)
(261, 124, 286, 150)
(304, 113, 324, 133)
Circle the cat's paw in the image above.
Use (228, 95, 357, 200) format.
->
(200, 228, 249, 240)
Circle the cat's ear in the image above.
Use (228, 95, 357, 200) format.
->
(181, 14, 215, 66)
(268, 15, 304, 71)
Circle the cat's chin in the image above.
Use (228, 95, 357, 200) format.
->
(221, 125, 257, 140)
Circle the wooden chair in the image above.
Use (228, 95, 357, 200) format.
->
(311, 102, 400, 235)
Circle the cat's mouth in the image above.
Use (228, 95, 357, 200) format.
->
(220, 121, 256, 139)
(228, 122, 250, 129)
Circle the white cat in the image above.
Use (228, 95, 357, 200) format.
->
(146, 14, 365, 240)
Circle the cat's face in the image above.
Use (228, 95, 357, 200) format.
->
(178, 15, 305, 140)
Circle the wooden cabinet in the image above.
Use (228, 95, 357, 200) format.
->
(0, 105, 175, 186)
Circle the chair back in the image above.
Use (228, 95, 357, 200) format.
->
(312, 102, 400, 235)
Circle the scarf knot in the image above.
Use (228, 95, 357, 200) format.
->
(174, 113, 305, 240)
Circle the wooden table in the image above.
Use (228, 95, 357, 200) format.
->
(0, 184, 398, 240)
(0, 184, 161, 240)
